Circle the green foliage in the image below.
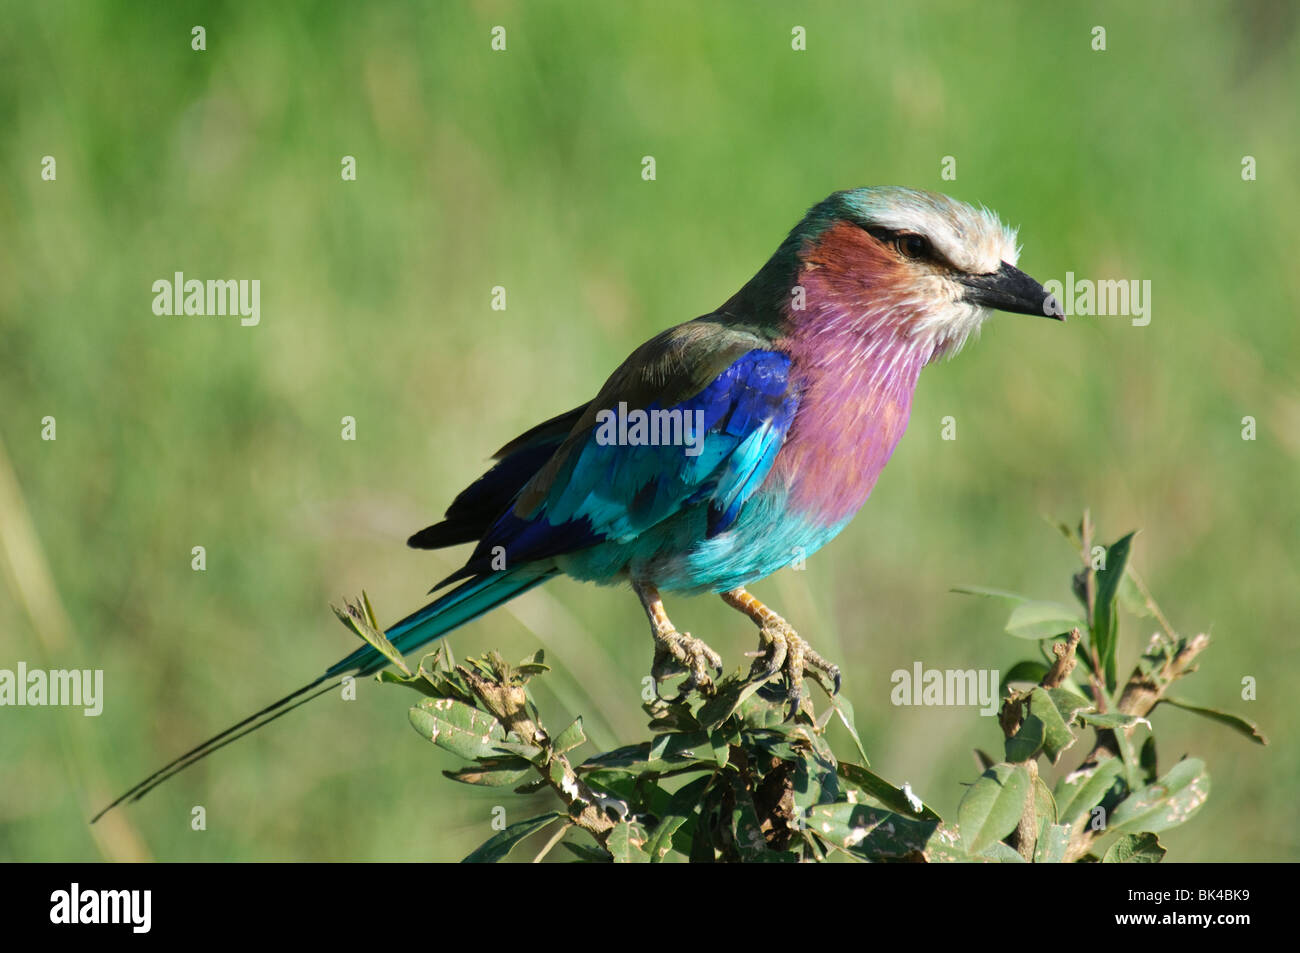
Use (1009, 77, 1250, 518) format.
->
(1103, 832, 1167, 864)
(950, 512, 1265, 862)
(364, 513, 1267, 862)
(957, 764, 1030, 856)
(1092, 531, 1135, 692)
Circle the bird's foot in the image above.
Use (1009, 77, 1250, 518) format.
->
(652, 629, 724, 697)
(748, 621, 841, 716)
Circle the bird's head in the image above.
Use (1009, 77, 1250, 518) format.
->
(779, 186, 1062, 358)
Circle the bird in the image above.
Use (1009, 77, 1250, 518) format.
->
(93, 186, 1062, 821)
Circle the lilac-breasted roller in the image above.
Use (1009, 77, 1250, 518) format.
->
(95, 186, 1061, 819)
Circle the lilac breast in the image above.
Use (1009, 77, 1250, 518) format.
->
(773, 314, 930, 528)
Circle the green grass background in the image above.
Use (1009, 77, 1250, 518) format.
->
(1, 0, 1296, 862)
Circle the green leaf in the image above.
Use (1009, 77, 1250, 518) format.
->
(461, 812, 564, 863)
(409, 697, 507, 760)
(829, 693, 870, 766)
(1034, 775, 1058, 825)
(513, 777, 547, 796)
(726, 771, 770, 861)
(659, 774, 713, 859)
(791, 757, 834, 815)
(1005, 601, 1086, 640)
(733, 691, 785, 731)
(668, 774, 714, 813)
(1163, 698, 1268, 745)
(1005, 688, 1079, 764)
(951, 585, 1032, 603)
(1045, 686, 1093, 724)
(377, 669, 441, 697)
(1109, 758, 1211, 834)
(747, 728, 805, 762)
(442, 756, 534, 787)
(1004, 706, 1044, 763)
(689, 812, 718, 863)
(332, 595, 410, 676)
(643, 697, 701, 732)
(1034, 823, 1073, 863)
(796, 720, 838, 770)
(547, 759, 568, 790)
(1103, 832, 1166, 863)
(708, 730, 731, 768)
(644, 814, 688, 862)
(837, 763, 941, 821)
(560, 841, 611, 863)
(606, 819, 651, 863)
(359, 590, 379, 629)
(919, 824, 971, 863)
(1000, 660, 1049, 693)
(552, 716, 587, 754)
(1031, 688, 1078, 764)
(648, 733, 672, 762)
(515, 648, 549, 679)
(1112, 718, 1146, 792)
(697, 673, 776, 730)
(393, 654, 482, 705)
(807, 802, 941, 861)
(978, 841, 1027, 863)
(957, 763, 1031, 855)
(579, 731, 712, 774)
(492, 740, 546, 763)
(1093, 531, 1136, 692)
(1055, 758, 1125, 825)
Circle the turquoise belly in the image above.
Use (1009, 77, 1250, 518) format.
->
(555, 489, 850, 595)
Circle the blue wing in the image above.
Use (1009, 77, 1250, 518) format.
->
(436, 343, 798, 586)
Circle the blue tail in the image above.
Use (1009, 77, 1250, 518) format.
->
(328, 569, 559, 678)
(92, 568, 557, 822)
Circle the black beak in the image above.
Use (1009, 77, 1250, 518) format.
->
(956, 262, 1064, 320)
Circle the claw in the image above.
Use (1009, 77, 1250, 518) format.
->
(720, 587, 841, 717)
(746, 617, 839, 718)
(652, 629, 722, 696)
(748, 622, 789, 682)
(636, 582, 721, 698)
(802, 645, 841, 696)
(784, 686, 804, 720)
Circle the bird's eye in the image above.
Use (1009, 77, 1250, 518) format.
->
(895, 234, 930, 260)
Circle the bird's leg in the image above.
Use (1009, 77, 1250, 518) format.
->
(720, 587, 841, 710)
(633, 581, 723, 696)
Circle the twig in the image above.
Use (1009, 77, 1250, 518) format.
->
(1043, 629, 1082, 688)
(460, 656, 618, 846)
(1014, 761, 1039, 861)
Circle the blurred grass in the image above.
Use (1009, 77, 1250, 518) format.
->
(0, 0, 1295, 861)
